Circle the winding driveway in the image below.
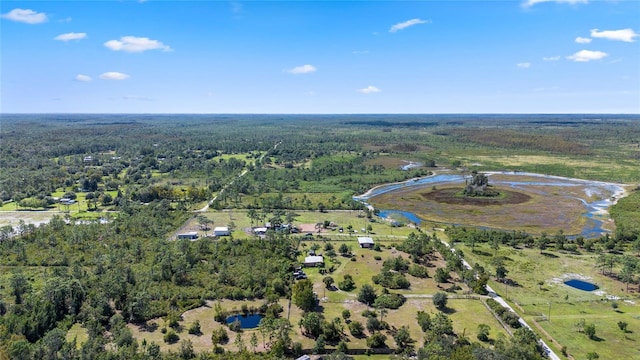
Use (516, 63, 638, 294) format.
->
(196, 141, 281, 212)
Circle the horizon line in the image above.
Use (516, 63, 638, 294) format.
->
(2, 112, 639, 116)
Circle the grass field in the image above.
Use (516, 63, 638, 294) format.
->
(456, 242, 640, 359)
(532, 301, 640, 360)
(467, 154, 640, 183)
(174, 210, 421, 242)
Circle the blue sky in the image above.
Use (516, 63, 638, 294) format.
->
(1, 0, 639, 113)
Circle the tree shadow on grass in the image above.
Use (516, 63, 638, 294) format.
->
(442, 307, 457, 315)
(541, 252, 559, 258)
(472, 249, 493, 257)
(138, 322, 159, 333)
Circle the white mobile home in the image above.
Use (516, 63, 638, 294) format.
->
(213, 226, 230, 236)
(358, 236, 375, 248)
(304, 255, 324, 267)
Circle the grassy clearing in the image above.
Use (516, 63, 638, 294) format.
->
(218, 152, 260, 163)
(0, 266, 50, 304)
(534, 301, 640, 360)
(468, 155, 640, 183)
(65, 323, 89, 349)
(456, 242, 640, 359)
(457, 243, 633, 305)
(128, 238, 509, 354)
(190, 209, 420, 239)
(0, 211, 58, 228)
(128, 299, 279, 353)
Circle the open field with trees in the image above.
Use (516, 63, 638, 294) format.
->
(1, 114, 639, 359)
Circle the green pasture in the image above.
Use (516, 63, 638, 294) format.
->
(456, 243, 634, 305)
(534, 301, 640, 360)
(456, 242, 640, 359)
(218, 152, 260, 163)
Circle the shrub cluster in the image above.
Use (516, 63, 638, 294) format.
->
(486, 298, 521, 329)
(372, 270, 410, 289)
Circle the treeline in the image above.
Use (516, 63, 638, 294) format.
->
(610, 189, 640, 241)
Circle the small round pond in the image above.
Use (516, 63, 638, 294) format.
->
(226, 313, 264, 329)
(564, 279, 599, 291)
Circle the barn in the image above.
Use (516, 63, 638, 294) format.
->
(304, 255, 324, 267)
(358, 236, 375, 248)
(213, 226, 230, 236)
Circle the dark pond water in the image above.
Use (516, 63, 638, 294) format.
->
(226, 314, 264, 329)
(564, 279, 599, 291)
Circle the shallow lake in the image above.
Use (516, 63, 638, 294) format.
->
(355, 171, 626, 238)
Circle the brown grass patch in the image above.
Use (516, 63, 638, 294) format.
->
(421, 187, 531, 206)
(371, 182, 589, 235)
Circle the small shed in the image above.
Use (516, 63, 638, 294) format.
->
(177, 231, 198, 240)
(358, 236, 375, 248)
(213, 226, 230, 236)
(304, 255, 324, 267)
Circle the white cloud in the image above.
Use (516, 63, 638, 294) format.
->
(104, 36, 172, 53)
(287, 64, 317, 74)
(99, 72, 130, 80)
(358, 86, 381, 94)
(75, 74, 92, 82)
(543, 56, 561, 61)
(54, 32, 87, 41)
(389, 18, 430, 33)
(517, 62, 531, 68)
(522, 0, 588, 8)
(590, 28, 638, 42)
(1, 8, 48, 24)
(575, 36, 591, 44)
(566, 50, 608, 62)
